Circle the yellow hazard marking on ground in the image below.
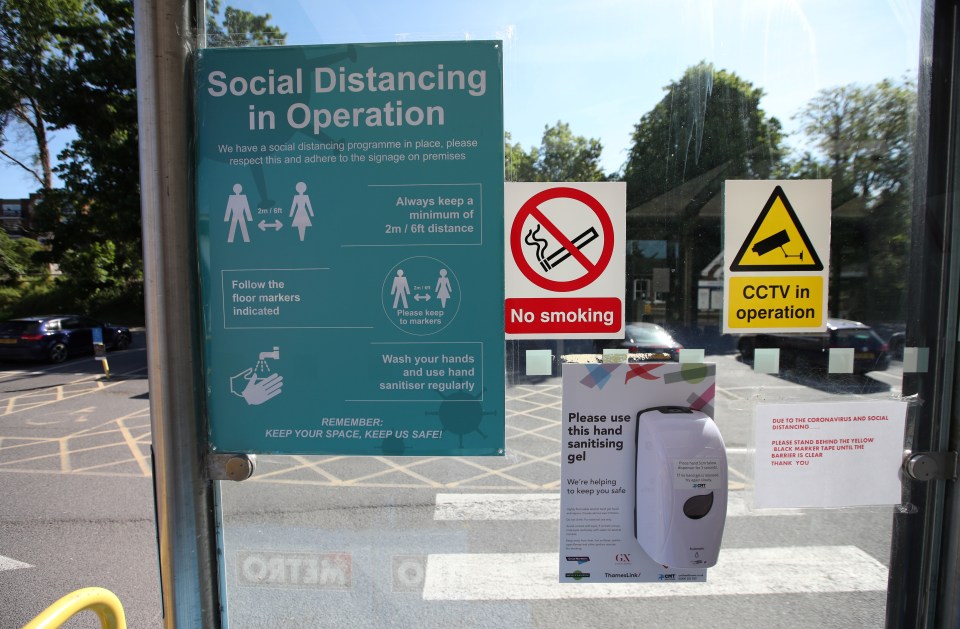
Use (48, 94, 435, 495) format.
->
(243, 383, 566, 490)
(0, 380, 569, 490)
(0, 408, 151, 477)
(0, 367, 146, 417)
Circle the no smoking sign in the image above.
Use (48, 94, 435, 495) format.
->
(505, 182, 625, 339)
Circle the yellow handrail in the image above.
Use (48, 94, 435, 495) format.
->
(22, 587, 126, 629)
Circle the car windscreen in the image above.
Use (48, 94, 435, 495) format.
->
(832, 328, 884, 347)
(625, 326, 675, 345)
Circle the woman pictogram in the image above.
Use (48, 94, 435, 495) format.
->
(289, 181, 314, 241)
(435, 268, 452, 307)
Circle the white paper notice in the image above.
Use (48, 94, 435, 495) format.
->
(754, 400, 907, 508)
(560, 362, 717, 583)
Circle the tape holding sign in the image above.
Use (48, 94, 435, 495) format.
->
(723, 181, 831, 334)
(505, 182, 625, 339)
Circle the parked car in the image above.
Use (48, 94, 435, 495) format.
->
(595, 322, 684, 361)
(737, 318, 890, 374)
(888, 331, 906, 361)
(0, 315, 132, 364)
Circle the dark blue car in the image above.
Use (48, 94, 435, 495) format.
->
(736, 318, 891, 375)
(0, 315, 132, 364)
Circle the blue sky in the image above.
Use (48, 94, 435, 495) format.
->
(0, 0, 920, 199)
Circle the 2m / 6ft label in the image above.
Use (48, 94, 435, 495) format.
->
(726, 275, 823, 329)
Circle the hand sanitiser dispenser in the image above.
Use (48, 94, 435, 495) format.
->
(634, 406, 728, 568)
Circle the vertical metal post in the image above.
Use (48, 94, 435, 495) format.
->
(134, 1, 221, 626)
(887, 1, 960, 626)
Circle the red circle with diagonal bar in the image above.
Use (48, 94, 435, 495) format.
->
(510, 186, 614, 292)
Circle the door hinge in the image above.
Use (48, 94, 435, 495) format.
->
(904, 451, 958, 481)
(206, 452, 257, 481)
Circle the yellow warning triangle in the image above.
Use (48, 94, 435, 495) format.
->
(729, 186, 823, 272)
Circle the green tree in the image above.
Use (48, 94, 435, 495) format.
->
(205, 0, 286, 48)
(0, 0, 90, 190)
(27, 1, 285, 302)
(11, 235, 46, 276)
(504, 122, 606, 182)
(504, 132, 537, 182)
(621, 63, 785, 325)
(0, 230, 26, 284)
(623, 62, 785, 207)
(34, 0, 138, 289)
(794, 78, 915, 321)
(796, 79, 913, 204)
(0, 230, 44, 284)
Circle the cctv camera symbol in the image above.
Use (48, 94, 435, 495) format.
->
(751, 229, 803, 260)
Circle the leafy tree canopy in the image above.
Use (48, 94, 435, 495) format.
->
(206, 0, 286, 48)
(505, 121, 606, 182)
(622, 62, 785, 207)
(793, 77, 916, 320)
(794, 77, 915, 206)
(32, 0, 138, 288)
(25, 1, 284, 297)
(0, 0, 92, 189)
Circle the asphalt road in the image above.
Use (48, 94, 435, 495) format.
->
(0, 339, 905, 628)
(0, 333, 159, 628)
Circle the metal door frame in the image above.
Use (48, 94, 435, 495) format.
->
(135, 1, 221, 627)
(133, 1, 960, 626)
(886, 1, 960, 626)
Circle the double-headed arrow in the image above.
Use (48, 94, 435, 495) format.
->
(258, 220, 283, 232)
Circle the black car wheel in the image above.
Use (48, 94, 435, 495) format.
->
(49, 342, 68, 363)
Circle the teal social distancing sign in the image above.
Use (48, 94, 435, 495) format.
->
(196, 42, 505, 455)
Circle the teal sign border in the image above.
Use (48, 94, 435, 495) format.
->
(196, 41, 504, 455)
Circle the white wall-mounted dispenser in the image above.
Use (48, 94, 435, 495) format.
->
(634, 406, 728, 568)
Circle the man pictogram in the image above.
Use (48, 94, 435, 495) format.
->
(225, 183, 252, 243)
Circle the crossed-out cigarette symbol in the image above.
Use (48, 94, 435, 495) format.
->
(511, 186, 615, 293)
(523, 224, 600, 272)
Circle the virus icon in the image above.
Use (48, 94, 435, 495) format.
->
(427, 387, 496, 448)
(381, 435, 406, 456)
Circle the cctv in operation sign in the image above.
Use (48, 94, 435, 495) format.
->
(195, 41, 505, 456)
(723, 180, 831, 334)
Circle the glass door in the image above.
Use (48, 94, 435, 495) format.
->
(192, 1, 960, 625)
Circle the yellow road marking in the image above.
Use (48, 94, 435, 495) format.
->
(0, 381, 571, 489)
(117, 415, 152, 477)
(0, 367, 146, 417)
(343, 457, 444, 488)
(445, 454, 557, 489)
(59, 438, 71, 472)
